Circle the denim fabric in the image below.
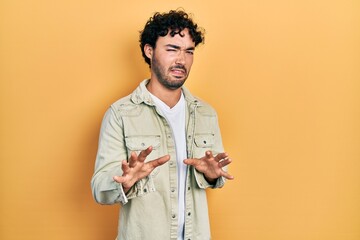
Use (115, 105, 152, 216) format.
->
(91, 80, 226, 240)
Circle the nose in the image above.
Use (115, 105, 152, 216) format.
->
(175, 50, 186, 65)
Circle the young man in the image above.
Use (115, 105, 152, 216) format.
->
(91, 10, 234, 240)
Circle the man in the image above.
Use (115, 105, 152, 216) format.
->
(91, 10, 234, 240)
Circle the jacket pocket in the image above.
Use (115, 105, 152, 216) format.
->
(193, 133, 215, 157)
(194, 133, 215, 148)
(126, 135, 161, 150)
(125, 135, 161, 175)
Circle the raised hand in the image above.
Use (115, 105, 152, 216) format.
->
(183, 151, 234, 183)
(113, 146, 170, 193)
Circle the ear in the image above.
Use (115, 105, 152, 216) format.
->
(144, 44, 153, 60)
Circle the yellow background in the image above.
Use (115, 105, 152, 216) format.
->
(1, 0, 359, 239)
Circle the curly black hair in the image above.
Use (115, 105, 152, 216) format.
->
(139, 10, 205, 66)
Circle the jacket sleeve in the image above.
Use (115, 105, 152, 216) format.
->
(91, 106, 128, 205)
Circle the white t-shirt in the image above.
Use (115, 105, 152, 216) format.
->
(149, 92, 187, 240)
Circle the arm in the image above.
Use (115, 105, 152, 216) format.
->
(91, 107, 128, 205)
(91, 107, 169, 205)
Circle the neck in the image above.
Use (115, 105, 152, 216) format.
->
(146, 79, 182, 108)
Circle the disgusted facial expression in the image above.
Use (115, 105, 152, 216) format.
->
(147, 28, 195, 90)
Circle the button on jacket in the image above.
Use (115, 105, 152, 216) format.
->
(91, 80, 227, 240)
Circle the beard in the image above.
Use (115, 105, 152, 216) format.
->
(151, 54, 189, 90)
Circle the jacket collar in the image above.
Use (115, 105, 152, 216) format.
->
(130, 79, 200, 106)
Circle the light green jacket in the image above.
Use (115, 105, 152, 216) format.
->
(91, 80, 226, 240)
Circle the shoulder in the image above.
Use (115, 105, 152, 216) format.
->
(193, 97, 218, 117)
(111, 94, 132, 109)
(109, 94, 143, 118)
(182, 86, 217, 116)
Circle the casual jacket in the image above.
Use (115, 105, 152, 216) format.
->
(91, 80, 226, 240)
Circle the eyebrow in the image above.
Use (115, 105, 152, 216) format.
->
(165, 44, 195, 51)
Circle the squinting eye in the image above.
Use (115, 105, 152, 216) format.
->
(187, 51, 194, 55)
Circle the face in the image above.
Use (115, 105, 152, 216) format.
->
(146, 28, 195, 90)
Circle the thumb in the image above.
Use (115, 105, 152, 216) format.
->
(147, 155, 170, 169)
(183, 158, 197, 166)
(113, 176, 125, 183)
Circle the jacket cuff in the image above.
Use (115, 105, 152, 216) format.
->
(124, 175, 156, 199)
(193, 168, 226, 189)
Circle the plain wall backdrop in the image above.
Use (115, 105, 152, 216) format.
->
(1, 0, 359, 239)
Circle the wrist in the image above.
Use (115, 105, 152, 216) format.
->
(123, 186, 131, 194)
(121, 181, 134, 194)
(204, 174, 217, 184)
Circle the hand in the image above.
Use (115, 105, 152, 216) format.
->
(113, 146, 170, 193)
(183, 151, 234, 183)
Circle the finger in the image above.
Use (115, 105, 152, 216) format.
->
(183, 158, 200, 167)
(121, 159, 130, 172)
(113, 175, 125, 183)
(137, 146, 153, 162)
(205, 151, 214, 159)
(214, 152, 228, 162)
(218, 158, 232, 168)
(128, 152, 138, 168)
(221, 170, 235, 180)
(147, 155, 170, 169)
